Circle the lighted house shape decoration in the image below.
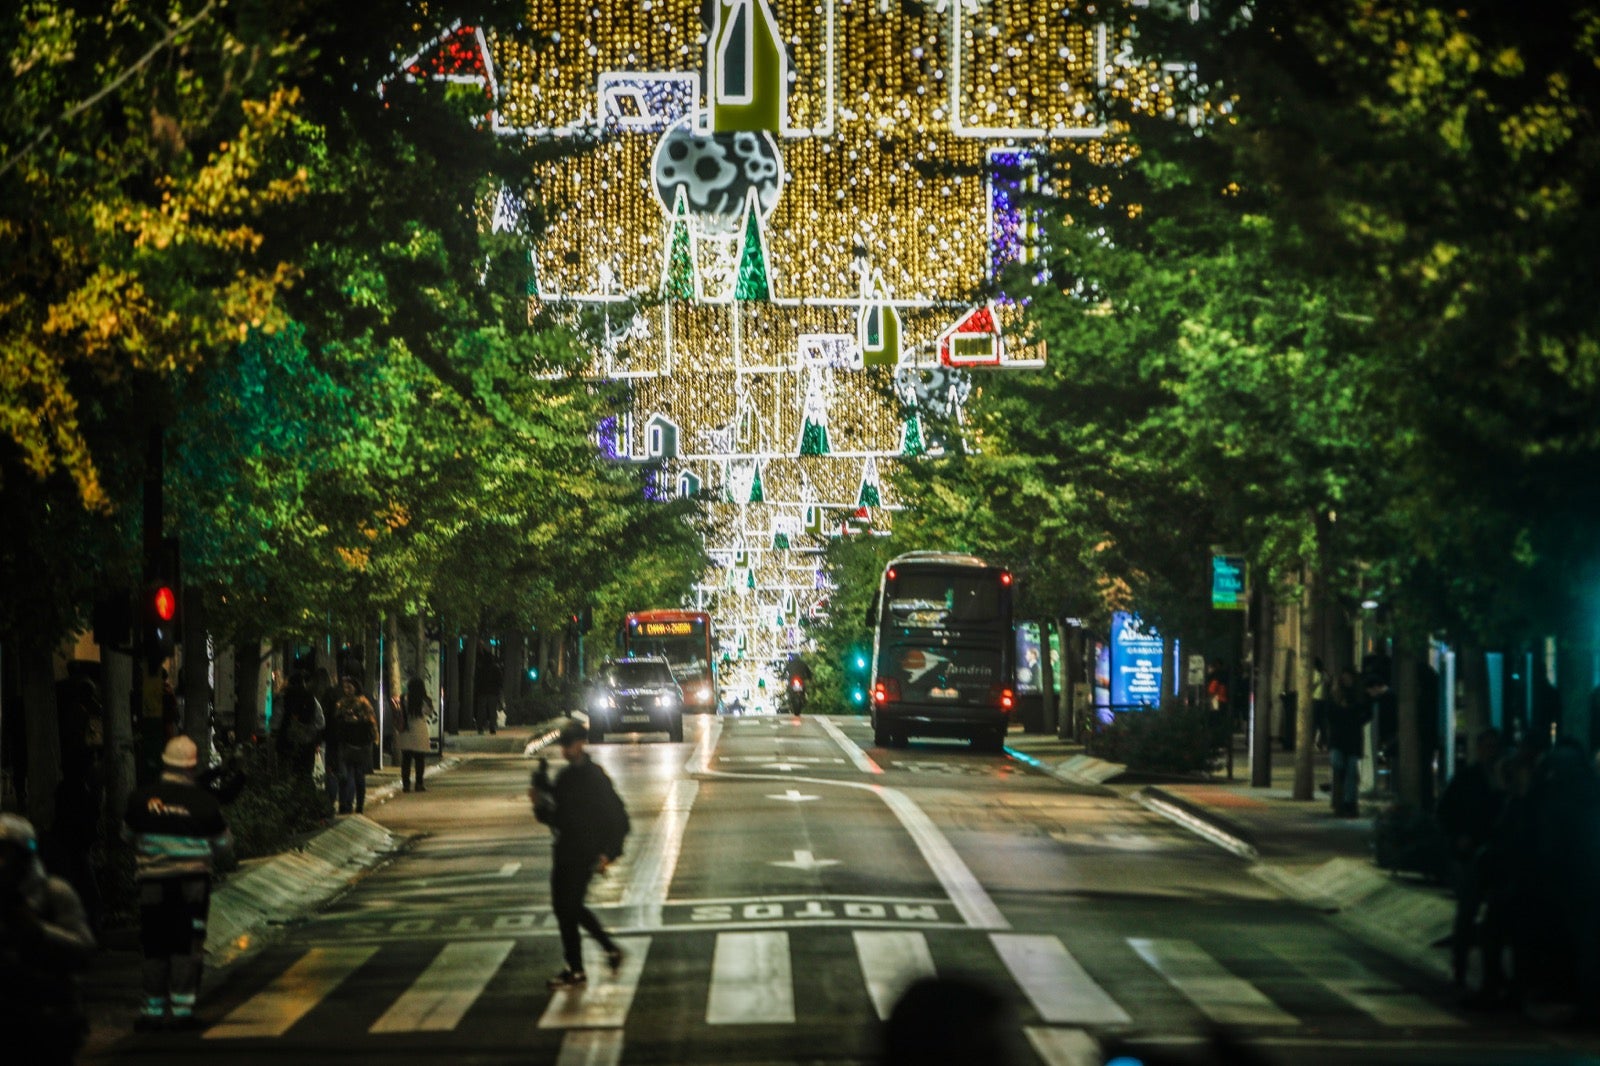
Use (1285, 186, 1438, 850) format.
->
(804, 504, 825, 537)
(857, 271, 902, 367)
(676, 468, 703, 497)
(734, 193, 772, 301)
(709, 0, 785, 133)
(938, 305, 1004, 368)
(661, 189, 700, 300)
(386, 21, 499, 110)
(645, 414, 680, 461)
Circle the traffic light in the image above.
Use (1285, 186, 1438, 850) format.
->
(844, 642, 871, 707)
(142, 537, 181, 667)
(527, 665, 541, 683)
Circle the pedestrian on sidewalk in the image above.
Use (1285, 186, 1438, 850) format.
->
(314, 667, 343, 810)
(1365, 673, 1398, 794)
(121, 736, 233, 1031)
(395, 677, 433, 793)
(531, 721, 630, 990)
(1436, 728, 1504, 989)
(273, 672, 324, 780)
(0, 814, 96, 1063)
(1310, 657, 1332, 752)
(330, 677, 379, 815)
(1327, 669, 1371, 818)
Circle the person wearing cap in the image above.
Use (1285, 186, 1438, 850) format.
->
(122, 735, 233, 1031)
(0, 813, 95, 1063)
(530, 719, 630, 989)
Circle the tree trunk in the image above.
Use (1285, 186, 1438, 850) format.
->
(503, 633, 524, 718)
(23, 654, 62, 830)
(180, 588, 210, 762)
(1292, 569, 1317, 800)
(103, 648, 136, 829)
(1251, 585, 1276, 787)
(415, 613, 428, 681)
(1394, 629, 1423, 807)
(1040, 619, 1058, 734)
(462, 624, 480, 733)
(385, 613, 402, 714)
(443, 625, 461, 734)
(233, 640, 261, 740)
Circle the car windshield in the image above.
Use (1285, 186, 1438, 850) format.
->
(607, 661, 675, 686)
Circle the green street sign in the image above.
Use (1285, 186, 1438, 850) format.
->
(1212, 555, 1248, 610)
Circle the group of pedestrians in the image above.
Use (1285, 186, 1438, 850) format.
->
(273, 669, 435, 811)
(1439, 731, 1600, 1019)
(1321, 668, 1396, 818)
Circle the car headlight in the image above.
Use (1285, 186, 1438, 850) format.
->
(595, 694, 614, 710)
(695, 685, 711, 702)
(657, 693, 677, 707)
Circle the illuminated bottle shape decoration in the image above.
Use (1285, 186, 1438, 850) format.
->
(858, 272, 902, 367)
(710, 0, 785, 133)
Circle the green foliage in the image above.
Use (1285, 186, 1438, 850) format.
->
(1085, 704, 1231, 776)
(223, 747, 334, 861)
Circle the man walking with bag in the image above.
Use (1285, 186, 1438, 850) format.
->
(531, 721, 629, 989)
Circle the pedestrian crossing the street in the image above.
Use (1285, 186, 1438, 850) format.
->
(196, 926, 1466, 1057)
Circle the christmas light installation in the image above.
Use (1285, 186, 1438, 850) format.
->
(399, 2, 1186, 695)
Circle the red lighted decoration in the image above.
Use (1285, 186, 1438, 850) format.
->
(938, 304, 1003, 367)
(407, 25, 494, 96)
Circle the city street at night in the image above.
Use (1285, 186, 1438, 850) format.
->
(81, 718, 1586, 1066)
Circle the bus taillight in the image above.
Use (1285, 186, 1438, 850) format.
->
(873, 678, 901, 705)
(991, 684, 1015, 711)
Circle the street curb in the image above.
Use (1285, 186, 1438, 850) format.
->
(1249, 858, 1455, 982)
(1005, 746, 1120, 795)
(1134, 785, 1261, 861)
(206, 815, 402, 968)
(203, 753, 465, 969)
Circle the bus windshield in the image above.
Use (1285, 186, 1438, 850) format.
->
(887, 571, 1003, 628)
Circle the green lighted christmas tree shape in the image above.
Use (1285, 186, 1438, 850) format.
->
(799, 419, 829, 455)
(663, 190, 696, 299)
(901, 415, 924, 456)
(857, 456, 881, 507)
(734, 197, 770, 301)
(749, 462, 765, 503)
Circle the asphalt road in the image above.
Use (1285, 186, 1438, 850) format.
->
(94, 714, 1580, 1066)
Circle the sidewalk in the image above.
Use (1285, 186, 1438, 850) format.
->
(1005, 726, 1456, 982)
(80, 726, 550, 1057)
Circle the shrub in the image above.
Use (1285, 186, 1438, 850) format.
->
(1085, 702, 1232, 775)
(215, 745, 332, 862)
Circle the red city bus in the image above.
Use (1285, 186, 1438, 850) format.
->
(622, 610, 717, 713)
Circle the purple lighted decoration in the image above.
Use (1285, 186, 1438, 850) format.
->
(596, 415, 622, 460)
(988, 150, 1039, 304)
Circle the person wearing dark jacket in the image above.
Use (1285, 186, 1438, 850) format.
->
(122, 736, 232, 1030)
(1326, 669, 1372, 817)
(1436, 729, 1504, 988)
(531, 720, 629, 989)
(0, 814, 95, 1064)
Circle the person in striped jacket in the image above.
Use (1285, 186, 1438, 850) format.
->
(122, 735, 232, 1031)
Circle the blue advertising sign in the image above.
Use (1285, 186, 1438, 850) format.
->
(1015, 622, 1042, 695)
(1212, 555, 1247, 610)
(1110, 611, 1164, 708)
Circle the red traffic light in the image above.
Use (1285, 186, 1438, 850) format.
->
(152, 586, 177, 622)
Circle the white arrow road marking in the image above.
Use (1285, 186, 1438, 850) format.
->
(762, 762, 803, 771)
(766, 789, 820, 802)
(769, 850, 841, 871)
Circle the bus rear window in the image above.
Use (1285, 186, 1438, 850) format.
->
(888, 572, 1002, 626)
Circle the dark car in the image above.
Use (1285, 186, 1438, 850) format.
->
(586, 657, 685, 743)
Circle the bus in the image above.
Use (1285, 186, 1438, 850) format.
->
(622, 609, 718, 713)
(867, 552, 1016, 751)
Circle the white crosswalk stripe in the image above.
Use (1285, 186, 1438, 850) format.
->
(1129, 937, 1297, 1027)
(1267, 942, 1465, 1028)
(198, 927, 1463, 1042)
(707, 930, 795, 1024)
(539, 936, 651, 1029)
(369, 939, 514, 1033)
(853, 930, 937, 1020)
(992, 933, 1132, 1025)
(205, 945, 377, 1039)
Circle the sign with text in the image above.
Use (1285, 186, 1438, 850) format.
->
(1211, 555, 1248, 610)
(1110, 611, 1163, 708)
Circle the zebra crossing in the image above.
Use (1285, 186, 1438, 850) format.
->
(198, 925, 1464, 1057)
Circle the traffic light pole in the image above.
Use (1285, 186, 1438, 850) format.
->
(137, 427, 167, 783)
